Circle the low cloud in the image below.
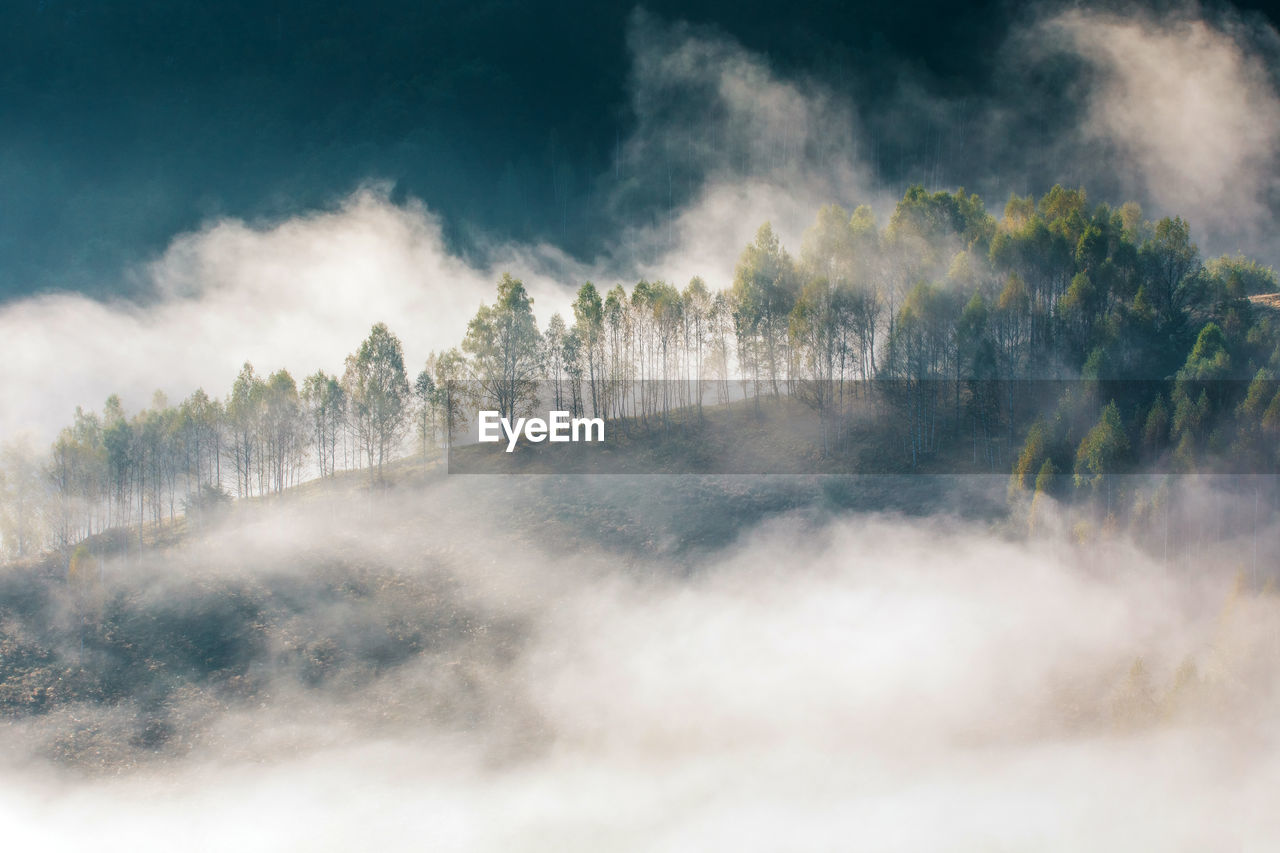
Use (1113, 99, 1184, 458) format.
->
(1, 12, 876, 444)
(10, 4, 1280, 445)
(611, 10, 878, 290)
(0, 191, 582, 441)
(1031, 5, 1280, 245)
(0, 487, 1276, 850)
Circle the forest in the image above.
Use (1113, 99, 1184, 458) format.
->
(5, 184, 1280, 851)
(5, 183, 1280, 560)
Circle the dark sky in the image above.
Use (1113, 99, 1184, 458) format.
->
(1, 0, 1275, 301)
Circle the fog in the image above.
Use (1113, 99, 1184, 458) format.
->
(7, 3, 1280, 846)
(608, 10, 875, 289)
(1037, 6, 1280, 245)
(0, 192, 586, 441)
(8, 3, 1280, 443)
(0, 474, 1275, 850)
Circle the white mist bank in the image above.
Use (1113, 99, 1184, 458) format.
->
(10, 4, 1280, 446)
(0, 500, 1276, 851)
(0, 193, 583, 442)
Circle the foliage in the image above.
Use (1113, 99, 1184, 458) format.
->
(463, 273, 542, 422)
(13, 181, 1280, 557)
(344, 322, 411, 481)
(1074, 401, 1129, 491)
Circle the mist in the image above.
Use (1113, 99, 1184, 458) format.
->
(0, 192, 587, 441)
(0, 475, 1276, 850)
(7, 2, 1280, 848)
(10, 2, 1280, 444)
(1034, 5, 1280, 247)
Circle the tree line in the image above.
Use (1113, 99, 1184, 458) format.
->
(6, 183, 1280, 558)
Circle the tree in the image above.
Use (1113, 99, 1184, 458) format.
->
(180, 389, 222, 492)
(302, 371, 345, 478)
(102, 394, 135, 527)
(344, 323, 411, 481)
(883, 281, 959, 466)
(1074, 400, 1129, 493)
(683, 276, 712, 417)
(427, 349, 469, 454)
(732, 222, 798, 398)
(1141, 216, 1198, 319)
(1029, 457, 1057, 534)
(1178, 322, 1231, 383)
(413, 368, 437, 468)
(603, 286, 629, 417)
(562, 326, 585, 417)
(573, 282, 605, 416)
(1141, 395, 1170, 461)
(262, 369, 304, 494)
(463, 273, 542, 423)
(1231, 370, 1278, 470)
(1011, 418, 1048, 496)
(1205, 254, 1277, 300)
(800, 204, 856, 284)
(0, 437, 47, 559)
(543, 313, 568, 411)
(47, 407, 107, 547)
(789, 276, 842, 452)
(649, 280, 683, 419)
(226, 363, 264, 498)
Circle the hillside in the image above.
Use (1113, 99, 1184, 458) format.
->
(0, 411, 1020, 773)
